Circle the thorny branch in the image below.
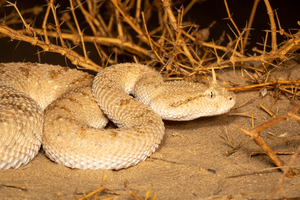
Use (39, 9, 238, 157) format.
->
(0, 25, 101, 71)
(235, 102, 300, 177)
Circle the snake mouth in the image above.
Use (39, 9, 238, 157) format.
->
(169, 94, 205, 108)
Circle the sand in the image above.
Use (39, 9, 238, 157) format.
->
(1, 59, 300, 200)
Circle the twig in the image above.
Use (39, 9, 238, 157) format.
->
(32, 28, 154, 58)
(50, 0, 66, 48)
(263, 0, 277, 51)
(0, 25, 101, 71)
(235, 102, 300, 176)
(110, 0, 148, 44)
(268, 144, 300, 199)
(69, 0, 87, 60)
(243, 0, 260, 50)
(42, 0, 52, 45)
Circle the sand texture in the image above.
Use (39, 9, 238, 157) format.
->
(1, 63, 300, 200)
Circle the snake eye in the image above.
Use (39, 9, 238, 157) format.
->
(210, 91, 214, 99)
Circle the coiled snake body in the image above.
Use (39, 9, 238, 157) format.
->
(0, 62, 235, 170)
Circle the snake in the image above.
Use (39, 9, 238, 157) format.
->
(0, 62, 235, 170)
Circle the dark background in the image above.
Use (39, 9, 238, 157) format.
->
(0, 0, 299, 67)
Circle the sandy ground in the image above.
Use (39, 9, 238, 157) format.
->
(0, 40, 300, 199)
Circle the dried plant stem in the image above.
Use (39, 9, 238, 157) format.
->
(135, 0, 142, 22)
(50, 1, 66, 48)
(31, 28, 153, 58)
(75, 0, 97, 36)
(69, 0, 87, 60)
(142, 12, 165, 65)
(110, 0, 148, 44)
(1, 0, 300, 99)
(161, 0, 197, 64)
(268, 145, 300, 199)
(244, 0, 260, 49)
(263, 0, 277, 51)
(42, 0, 52, 45)
(235, 125, 285, 169)
(115, 9, 124, 39)
(181, 29, 245, 58)
(0, 25, 101, 71)
(229, 79, 300, 92)
(223, 0, 245, 57)
(77, 176, 109, 200)
(235, 102, 300, 177)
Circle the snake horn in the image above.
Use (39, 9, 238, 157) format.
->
(208, 67, 219, 88)
(212, 67, 216, 82)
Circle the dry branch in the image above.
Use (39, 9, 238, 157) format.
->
(0, 25, 101, 71)
(235, 102, 300, 177)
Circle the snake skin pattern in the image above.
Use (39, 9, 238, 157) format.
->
(0, 62, 235, 170)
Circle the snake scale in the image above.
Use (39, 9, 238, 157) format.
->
(0, 62, 235, 170)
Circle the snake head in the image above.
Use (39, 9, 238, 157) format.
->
(149, 67, 236, 121)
